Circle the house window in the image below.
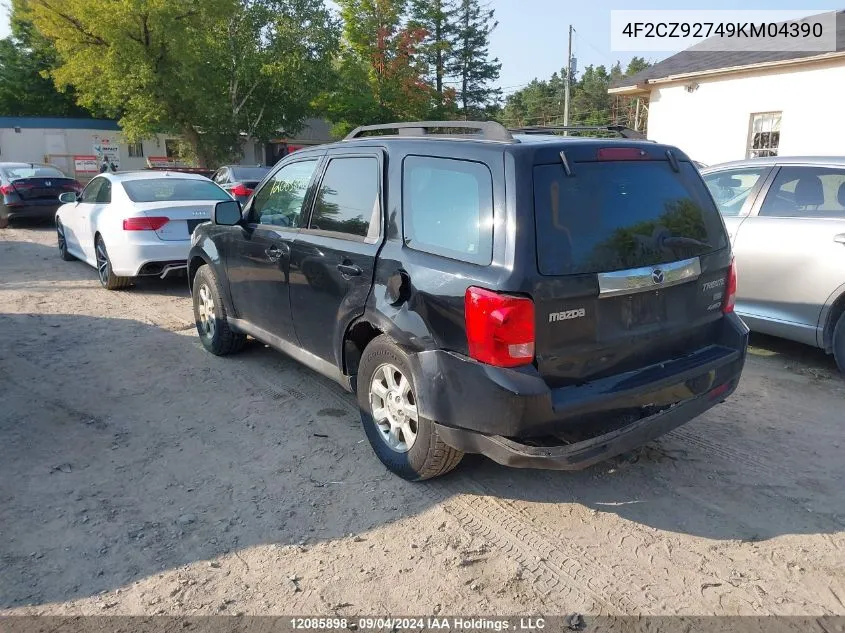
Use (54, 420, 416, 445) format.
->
(747, 112, 781, 159)
(127, 142, 144, 157)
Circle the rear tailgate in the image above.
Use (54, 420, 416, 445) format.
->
(139, 201, 214, 241)
(9, 177, 78, 201)
(531, 155, 732, 388)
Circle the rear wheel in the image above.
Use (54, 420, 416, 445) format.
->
(357, 335, 463, 480)
(192, 265, 246, 356)
(833, 312, 845, 374)
(0, 214, 9, 229)
(56, 220, 74, 261)
(95, 235, 132, 290)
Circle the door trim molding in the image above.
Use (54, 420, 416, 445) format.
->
(227, 317, 353, 392)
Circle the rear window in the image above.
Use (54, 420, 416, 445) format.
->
(534, 161, 728, 275)
(231, 167, 270, 181)
(3, 165, 66, 180)
(123, 178, 231, 203)
(403, 156, 493, 265)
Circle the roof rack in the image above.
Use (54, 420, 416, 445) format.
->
(509, 125, 647, 140)
(344, 120, 514, 142)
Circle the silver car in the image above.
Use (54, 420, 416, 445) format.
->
(701, 157, 845, 372)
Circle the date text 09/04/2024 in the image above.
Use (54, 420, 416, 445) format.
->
(289, 618, 548, 631)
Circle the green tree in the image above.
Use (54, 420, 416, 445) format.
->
(449, 0, 500, 118)
(23, 0, 339, 166)
(0, 0, 92, 117)
(408, 0, 457, 116)
(499, 57, 653, 130)
(329, 0, 434, 134)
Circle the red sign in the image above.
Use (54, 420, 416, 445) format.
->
(74, 155, 99, 173)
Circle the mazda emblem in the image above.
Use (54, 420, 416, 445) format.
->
(652, 269, 665, 284)
(45, 181, 51, 186)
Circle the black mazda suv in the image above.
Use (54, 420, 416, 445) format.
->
(187, 121, 748, 481)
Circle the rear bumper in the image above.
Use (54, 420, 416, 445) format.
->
(2, 202, 60, 220)
(107, 237, 191, 277)
(410, 313, 748, 470)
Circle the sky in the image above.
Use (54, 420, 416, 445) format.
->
(1, 0, 843, 94)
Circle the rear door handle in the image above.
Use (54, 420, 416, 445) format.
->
(337, 262, 362, 277)
(835, 234, 845, 245)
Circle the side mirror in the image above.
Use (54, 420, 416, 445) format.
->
(59, 192, 78, 204)
(213, 199, 242, 226)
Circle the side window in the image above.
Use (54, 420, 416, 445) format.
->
(96, 180, 112, 204)
(703, 168, 768, 217)
(309, 157, 380, 240)
(759, 166, 845, 219)
(80, 178, 103, 203)
(402, 156, 493, 265)
(250, 159, 318, 227)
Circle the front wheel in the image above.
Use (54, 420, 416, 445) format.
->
(357, 335, 463, 481)
(95, 235, 132, 290)
(833, 312, 845, 374)
(192, 265, 246, 356)
(57, 220, 74, 261)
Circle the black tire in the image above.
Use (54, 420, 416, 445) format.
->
(56, 220, 74, 261)
(357, 335, 463, 481)
(192, 264, 246, 356)
(833, 311, 845, 374)
(94, 235, 132, 290)
(0, 214, 9, 229)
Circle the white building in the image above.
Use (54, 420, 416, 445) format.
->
(609, 11, 845, 166)
(0, 116, 333, 181)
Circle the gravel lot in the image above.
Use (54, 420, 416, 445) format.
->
(2, 224, 845, 616)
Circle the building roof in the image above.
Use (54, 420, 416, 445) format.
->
(0, 116, 121, 131)
(611, 10, 845, 94)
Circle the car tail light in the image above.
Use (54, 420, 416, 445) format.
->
(597, 147, 648, 161)
(123, 216, 169, 231)
(465, 286, 535, 368)
(723, 259, 737, 314)
(61, 181, 82, 192)
(0, 184, 13, 195)
(230, 183, 253, 197)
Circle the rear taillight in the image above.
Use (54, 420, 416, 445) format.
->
(230, 183, 253, 197)
(465, 286, 535, 368)
(123, 216, 169, 231)
(0, 184, 13, 195)
(723, 259, 737, 314)
(62, 181, 82, 192)
(597, 147, 648, 161)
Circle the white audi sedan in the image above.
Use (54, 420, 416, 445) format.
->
(55, 171, 231, 289)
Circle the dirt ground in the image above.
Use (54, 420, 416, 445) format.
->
(2, 223, 845, 617)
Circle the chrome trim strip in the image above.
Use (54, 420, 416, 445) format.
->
(159, 263, 187, 279)
(598, 257, 701, 298)
(227, 318, 352, 391)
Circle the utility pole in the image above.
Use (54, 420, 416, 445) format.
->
(563, 24, 573, 127)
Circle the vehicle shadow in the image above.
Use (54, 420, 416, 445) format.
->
(0, 238, 189, 297)
(1, 312, 843, 610)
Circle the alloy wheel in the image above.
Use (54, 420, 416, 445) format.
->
(197, 284, 216, 339)
(95, 239, 109, 285)
(369, 363, 419, 453)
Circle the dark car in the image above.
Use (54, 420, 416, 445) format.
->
(211, 165, 271, 205)
(187, 121, 748, 481)
(0, 162, 81, 228)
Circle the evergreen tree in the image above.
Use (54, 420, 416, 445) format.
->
(449, 0, 501, 118)
(408, 0, 457, 115)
